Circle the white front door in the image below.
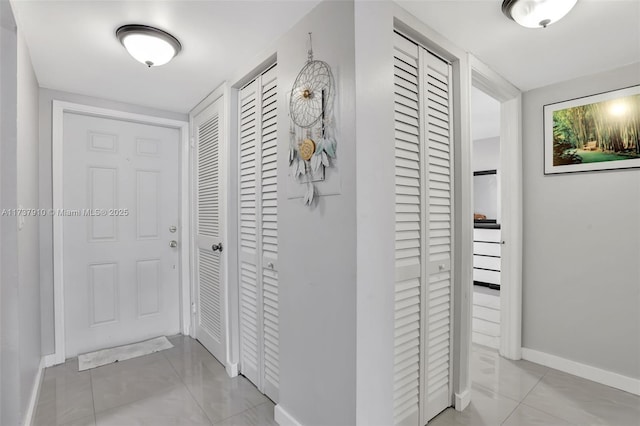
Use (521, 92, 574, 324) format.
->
(62, 112, 181, 358)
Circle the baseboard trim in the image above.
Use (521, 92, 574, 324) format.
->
(226, 362, 238, 378)
(43, 354, 57, 368)
(454, 388, 471, 411)
(522, 347, 640, 396)
(274, 404, 303, 426)
(23, 357, 45, 426)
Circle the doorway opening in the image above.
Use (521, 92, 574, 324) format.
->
(469, 56, 523, 362)
(471, 87, 502, 350)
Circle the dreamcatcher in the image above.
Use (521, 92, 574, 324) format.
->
(289, 33, 336, 206)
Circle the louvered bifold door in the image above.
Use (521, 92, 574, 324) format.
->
(421, 49, 453, 424)
(393, 34, 422, 426)
(239, 80, 261, 387)
(393, 32, 454, 426)
(194, 98, 226, 364)
(238, 65, 279, 402)
(260, 66, 279, 402)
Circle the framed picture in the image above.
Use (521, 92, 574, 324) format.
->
(544, 85, 640, 174)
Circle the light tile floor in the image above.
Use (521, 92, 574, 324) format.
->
(431, 344, 640, 426)
(34, 337, 640, 426)
(33, 335, 277, 426)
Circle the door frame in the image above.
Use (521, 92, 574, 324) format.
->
(49, 100, 190, 366)
(469, 56, 523, 360)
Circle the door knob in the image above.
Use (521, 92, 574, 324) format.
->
(169, 240, 178, 248)
(212, 243, 223, 253)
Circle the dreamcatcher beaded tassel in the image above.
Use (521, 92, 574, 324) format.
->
(289, 33, 336, 206)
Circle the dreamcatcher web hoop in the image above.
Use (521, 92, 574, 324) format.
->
(289, 34, 334, 128)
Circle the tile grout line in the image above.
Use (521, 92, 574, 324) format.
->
(210, 401, 273, 426)
(89, 366, 98, 425)
(517, 369, 579, 426)
(520, 370, 547, 403)
(499, 369, 550, 426)
(89, 350, 184, 417)
(162, 341, 217, 426)
(500, 402, 523, 426)
(163, 337, 273, 426)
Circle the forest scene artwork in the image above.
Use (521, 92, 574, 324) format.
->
(544, 86, 640, 174)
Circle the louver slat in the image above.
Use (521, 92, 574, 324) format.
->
(198, 115, 220, 237)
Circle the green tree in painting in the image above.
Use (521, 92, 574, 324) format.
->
(552, 110, 582, 165)
(552, 93, 640, 166)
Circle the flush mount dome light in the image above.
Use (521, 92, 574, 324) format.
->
(502, 0, 578, 28)
(116, 24, 181, 67)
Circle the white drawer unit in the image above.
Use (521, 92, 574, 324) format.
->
(472, 284, 500, 349)
(474, 228, 501, 243)
(472, 227, 501, 349)
(473, 227, 501, 289)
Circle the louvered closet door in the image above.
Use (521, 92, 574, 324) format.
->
(238, 65, 279, 402)
(260, 66, 279, 401)
(421, 47, 453, 423)
(392, 32, 453, 426)
(239, 79, 260, 387)
(194, 97, 226, 364)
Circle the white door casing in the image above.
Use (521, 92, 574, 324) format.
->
(238, 64, 279, 402)
(192, 97, 228, 365)
(52, 101, 190, 364)
(393, 32, 454, 425)
(469, 55, 523, 360)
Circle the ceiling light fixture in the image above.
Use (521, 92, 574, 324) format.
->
(502, 0, 578, 29)
(116, 24, 182, 67)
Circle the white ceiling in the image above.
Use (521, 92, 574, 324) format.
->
(397, 0, 640, 92)
(471, 87, 500, 141)
(10, 1, 640, 114)
(10, 0, 321, 113)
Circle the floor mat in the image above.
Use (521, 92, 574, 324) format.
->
(77, 336, 173, 371)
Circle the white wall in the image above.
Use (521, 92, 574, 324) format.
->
(473, 137, 499, 172)
(1, 2, 42, 422)
(275, 1, 357, 424)
(38, 88, 187, 354)
(522, 62, 640, 380)
(1, 4, 21, 424)
(473, 137, 500, 222)
(353, 1, 396, 424)
(17, 25, 41, 425)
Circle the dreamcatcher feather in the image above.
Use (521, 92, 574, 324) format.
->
(289, 33, 336, 206)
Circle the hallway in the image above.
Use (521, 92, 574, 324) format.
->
(34, 339, 640, 426)
(33, 336, 276, 426)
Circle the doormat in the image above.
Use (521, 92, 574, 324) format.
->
(77, 336, 173, 371)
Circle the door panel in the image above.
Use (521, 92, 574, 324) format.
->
(423, 49, 453, 423)
(63, 113, 180, 358)
(238, 64, 279, 402)
(193, 99, 226, 363)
